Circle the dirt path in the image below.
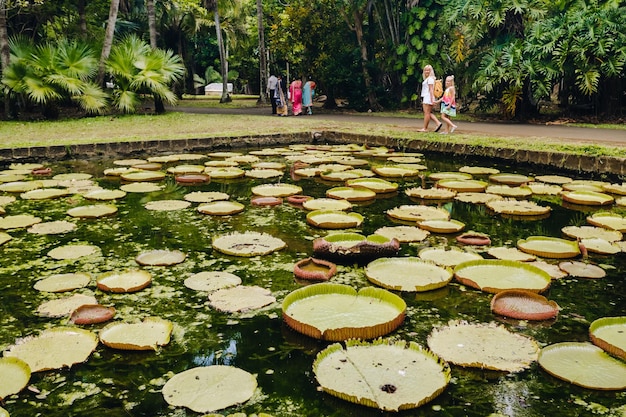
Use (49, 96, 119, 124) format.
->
(175, 106, 626, 149)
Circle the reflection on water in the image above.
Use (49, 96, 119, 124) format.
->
(0, 148, 624, 417)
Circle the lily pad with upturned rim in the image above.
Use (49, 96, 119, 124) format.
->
(580, 238, 621, 255)
(282, 283, 406, 341)
(489, 173, 533, 185)
(197, 200, 245, 215)
(371, 166, 421, 178)
(312, 233, 400, 262)
(326, 186, 377, 202)
(306, 210, 364, 229)
(418, 219, 465, 234)
(70, 304, 116, 325)
(538, 342, 626, 390)
(490, 290, 559, 320)
(99, 317, 173, 350)
(487, 247, 536, 262)
(0, 357, 31, 399)
(302, 197, 352, 211)
(427, 321, 539, 372)
(365, 257, 452, 292)
(586, 212, 626, 232)
(437, 179, 488, 193)
(20, 188, 71, 200)
(67, 204, 118, 218)
(517, 236, 580, 258)
(251, 183, 302, 197)
(561, 225, 622, 242)
(212, 231, 286, 257)
(313, 339, 450, 412)
(454, 259, 552, 293)
(561, 190, 614, 206)
(120, 182, 164, 193)
(162, 365, 257, 413)
(184, 191, 229, 203)
(386, 205, 450, 222)
(589, 317, 626, 361)
(294, 257, 337, 281)
(486, 199, 551, 216)
(120, 171, 166, 182)
(4, 327, 98, 372)
(83, 189, 127, 201)
(405, 187, 456, 200)
(97, 269, 152, 293)
(345, 178, 398, 194)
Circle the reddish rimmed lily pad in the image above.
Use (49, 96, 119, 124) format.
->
(589, 317, 626, 361)
(491, 290, 559, 320)
(175, 173, 210, 184)
(312, 232, 400, 263)
(456, 231, 491, 245)
(294, 257, 337, 281)
(70, 304, 116, 325)
(282, 283, 406, 341)
(251, 196, 283, 206)
(286, 194, 313, 205)
(558, 261, 606, 278)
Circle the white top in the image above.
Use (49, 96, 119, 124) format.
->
(267, 75, 278, 90)
(421, 76, 435, 105)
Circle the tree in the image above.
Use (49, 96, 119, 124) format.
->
(204, 0, 231, 102)
(0, 0, 11, 117)
(256, 0, 266, 103)
(98, 0, 121, 86)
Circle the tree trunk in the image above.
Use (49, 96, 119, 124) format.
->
(78, 0, 88, 38)
(146, 0, 157, 49)
(214, 9, 231, 103)
(256, 0, 267, 104)
(97, 0, 121, 86)
(0, 0, 14, 119)
(352, 7, 380, 111)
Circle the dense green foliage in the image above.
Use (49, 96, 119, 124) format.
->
(0, 0, 624, 119)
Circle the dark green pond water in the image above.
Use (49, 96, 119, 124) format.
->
(0, 146, 624, 417)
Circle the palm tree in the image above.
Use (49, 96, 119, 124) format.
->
(2, 37, 108, 118)
(204, 0, 231, 103)
(98, 0, 121, 86)
(105, 34, 185, 113)
(0, 0, 12, 117)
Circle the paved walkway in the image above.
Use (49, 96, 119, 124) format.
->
(175, 105, 626, 149)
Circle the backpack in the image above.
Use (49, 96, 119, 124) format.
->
(434, 79, 443, 99)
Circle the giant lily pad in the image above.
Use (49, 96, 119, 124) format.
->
(580, 238, 621, 255)
(485, 185, 533, 198)
(20, 188, 70, 200)
(302, 198, 352, 211)
(417, 219, 465, 234)
(120, 182, 163, 193)
(312, 232, 400, 262)
(386, 205, 450, 222)
(427, 321, 539, 372)
(120, 171, 166, 182)
(429, 171, 472, 181)
(0, 214, 42, 230)
(603, 183, 626, 195)
(4, 327, 98, 372)
(561, 225, 622, 242)
(48, 244, 100, 260)
(489, 173, 533, 185)
(373, 225, 429, 243)
(162, 365, 257, 413)
(0, 232, 11, 246)
(67, 204, 118, 218)
(490, 290, 559, 320)
(405, 187, 456, 200)
(197, 200, 245, 215)
(184, 191, 229, 203)
(99, 317, 173, 350)
(212, 231, 286, 257)
(97, 270, 152, 293)
(0, 180, 42, 193)
(345, 178, 398, 193)
(184, 271, 242, 292)
(313, 339, 450, 411)
(36, 294, 98, 317)
(586, 212, 626, 232)
(487, 246, 536, 262)
(70, 304, 116, 325)
(437, 179, 488, 193)
(135, 249, 186, 266)
(27, 220, 76, 235)
(562, 190, 614, 206)
(589, 317, 626, 361)
(144, 200, 191, 211)
(306, 210, 363, 229)
(558, 261, 606, 278)
(34, 272, 91, 292)
(538, 342, 626, 390)
(0, 357, 31, 399)
(454, 259, 551, 293)
(418, 247, 483, 267)
(365, 257, 452, 292)
(208, 285, 276, 312)
(455, 192, 503, 204)
(251, 183, 302, 197)
(326, 186, 376, 201)
(282, 283, 406, 341)
(372, 166, 420, 178)
(486, 199, 551, 216)
(517, 236, 580, 258)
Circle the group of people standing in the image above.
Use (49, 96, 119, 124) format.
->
(419, 64, 458, 134)
(267, 74, 316, 117)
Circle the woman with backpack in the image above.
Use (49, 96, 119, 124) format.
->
(418, 64, 442, 132)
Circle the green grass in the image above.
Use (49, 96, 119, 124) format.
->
(0, 98, 624, 157)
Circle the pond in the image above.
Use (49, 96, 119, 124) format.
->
(0, 144, 624, 417)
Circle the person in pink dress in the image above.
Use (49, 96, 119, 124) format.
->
(289, 78, 303, 116)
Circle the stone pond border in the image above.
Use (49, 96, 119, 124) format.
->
(0, 131, 624, 177)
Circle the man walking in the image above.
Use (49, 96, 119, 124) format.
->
(267, 73, 278, 114)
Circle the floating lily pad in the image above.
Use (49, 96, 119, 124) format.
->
(489, 173, 533, 185)
(429, 171, 472, 181)
(53, 172, 92, 181)
(386, 205, 450, 222)
(454, 259, 552, 293)
(303, 197, 352, 211)
(0, 232, 11, 246)
(372, 165, 420, 178)
(245, 168, 284, 179)
(427, 321, 539, 372)
(212, 231, 286, 257)
(306, 210, 363, 229)
(282, 283, 406, 341)
(251, 183, 302, 197)
(197, 200, 245, 215)
(120, 182, 164, 193)
(562, 225, 622, 242)
(487, 247, 536, 262)
(418, 247, 483, 267)
(48, 244, 100, 260)
(113, 158, 148, 166)
(459, 166, 500, 175)
(135, 249, 186, 266)
(120, 171, 166, 182)
(162, 365, 257, 413)
(491, 290, 559, 320)
(0, 214, 42, 230)
(34, 272, 91, 292)
(313, 339, 450, 411)
(252, 161, 286, 170)
(326, 186, 377, 201)
(175, 173, 211, 183)
(538, 342, 626, 390)
(312, 232, 400, 262)
(528, 261, 568, 279)
(184, 191, 229, 203)
(366, 257, 452, 292)
(527, 182, 563, 195)
(345, 178, 398, 193)
(454, 192, 503, 204)
(589, 317, 626, 361)
(562, 190, 614, 206)
(83, 189, 127, 200)
(455, 231, 492, 245)
(4, 327, 98, 372)
(70, 304, 116, 325)
(485, 185, 533, 198)
(36, 293, 98, 317)
(437, 179, 488, 192)
(320, 170, 362, 182)
(99, 317, 173, 350)
(294, 257, 337, 281)
(602, 183, 626, 195)
(97, 269, 152, 293)
(517, 236, 580, 258)
(558, 261, 606, 278)
(580, 238, 621, 255)
(534, 174, 573, 184)
(209, 285, 276, 312)
(67, 204, 118, 218)
(144, 200, 192, 211)
(0, 180, 43, 193)
(27, 220, 76, 235)
(562, 180, 608, 192)
(587, 212, 626, 232)
(373, 225, 429, 243)
(418, 219, 465, 233)
(486, 199, 551, 216)
(184, 271, 242, 292)
(20, 188, 70, 200)
(405, 187, 456, 200)
(167, 164, 205, 174)
(0, 195, 16, 205)
(0, 357, 31, 399)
